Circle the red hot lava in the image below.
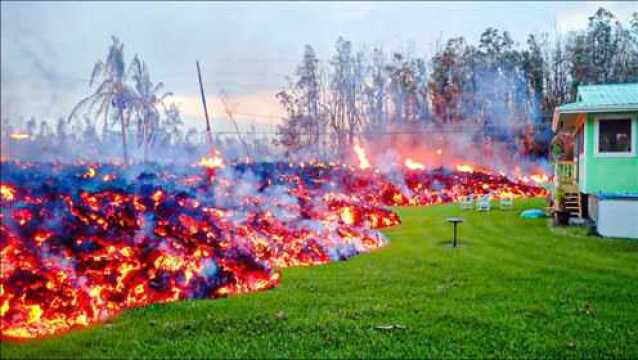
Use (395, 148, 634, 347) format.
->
(0, 154, 546, 340)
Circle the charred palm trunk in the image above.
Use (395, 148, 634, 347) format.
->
(144, 138, 149, 163)
(143, 117, 148, 163)
(119, 108, 129, 165)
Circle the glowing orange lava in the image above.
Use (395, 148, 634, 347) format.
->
(0, 161, 397, 340)
(0, 158, 548, 340)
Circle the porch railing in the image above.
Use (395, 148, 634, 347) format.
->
(554, 160, 575, 184)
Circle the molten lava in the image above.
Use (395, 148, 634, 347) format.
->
(0, 157, 546, 340)
(0, 161, 396, 340)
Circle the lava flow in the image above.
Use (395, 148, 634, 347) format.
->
(0, 152, 546, 340)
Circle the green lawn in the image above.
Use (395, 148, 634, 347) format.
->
(3, 199, 638, 359)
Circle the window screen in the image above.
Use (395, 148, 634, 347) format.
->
(598, 119, 632, 153)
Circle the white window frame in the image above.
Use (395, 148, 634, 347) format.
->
(593, 113, 636, 158)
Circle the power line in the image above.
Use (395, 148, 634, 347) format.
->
(206, 126, 551, 136)
(233, 112, 282, 120)
(7, 72, 289, 84)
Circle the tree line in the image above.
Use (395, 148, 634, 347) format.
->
(2, 7, 636, 164)
(275, 8, 638, 159)
(66, 36, 182, 164)
(2, 36, 275, 163)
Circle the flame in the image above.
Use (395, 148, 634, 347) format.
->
(83, 167, 96, 179)
(198, 152, 225, 169)
(151, 190, 164, 204)
(26, 305, 43, 324)
(530, 174, 549, 184)
(0, 300, 9, 317)
(353, 141, 371, 170)
(499, 191, 515, 200)
(456, 164, 474, 173)
(9, 133, 30, 141)
(340, 207, 355, 225)
(404, 158, 425, 170)
(1, 184, 15, 201)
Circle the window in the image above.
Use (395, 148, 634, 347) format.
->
(598, 119, 632, 154)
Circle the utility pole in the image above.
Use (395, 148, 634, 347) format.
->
(196, 60, 213, 145)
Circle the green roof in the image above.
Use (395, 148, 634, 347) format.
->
(558, 83, 638, 113)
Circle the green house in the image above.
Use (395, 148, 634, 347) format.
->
(552, 83, 638, 238)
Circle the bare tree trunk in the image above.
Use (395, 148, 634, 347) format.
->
(143, 119, 148, 163)
(144, 137, 148, 163)
(119, 108, 129, 165)
(220, 92, 251, 158)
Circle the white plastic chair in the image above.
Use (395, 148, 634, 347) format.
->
(460, 195, 474, 210)
(476, 194, 491, 212)
(499, 197, 513, 210)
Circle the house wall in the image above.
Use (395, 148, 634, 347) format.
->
(593, 197, 638, 239)
(582, 112, 638, 194)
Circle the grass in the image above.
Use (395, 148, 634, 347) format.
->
(3, 199, 638, 359)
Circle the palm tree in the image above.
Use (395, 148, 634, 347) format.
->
(128, 55, 173, 162)
(69, 36, 134, 165)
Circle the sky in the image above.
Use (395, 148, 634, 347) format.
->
(1, 1, 636, 133)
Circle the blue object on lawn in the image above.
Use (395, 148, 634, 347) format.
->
(520, 209, 546, 219)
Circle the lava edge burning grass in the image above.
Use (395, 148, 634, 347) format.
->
(1, 160, 398, 340)
(3, 198, 638, 358)
(0, 157, 546, 340)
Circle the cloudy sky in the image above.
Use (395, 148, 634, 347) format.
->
(1, 1, 635, 132)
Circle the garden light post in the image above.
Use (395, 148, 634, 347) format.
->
(446, 217, 464, 247)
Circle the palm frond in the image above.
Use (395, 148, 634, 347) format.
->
(91, 79, 115, 97)
(159, 91, 173, 101)
(128, 55, 143, 80)
(68, 95, 96, 123)
(100, 100, 111, 131)
(90, 61, 105, 87)
(152, 82, 165, 95)
(96, 97, 111, 120)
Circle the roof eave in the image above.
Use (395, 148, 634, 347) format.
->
(558, 106, 638, 114)
(553, 105, 638, 132)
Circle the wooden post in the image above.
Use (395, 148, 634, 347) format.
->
(196, 60, 213, 145)
(453, 222, 458, 248)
